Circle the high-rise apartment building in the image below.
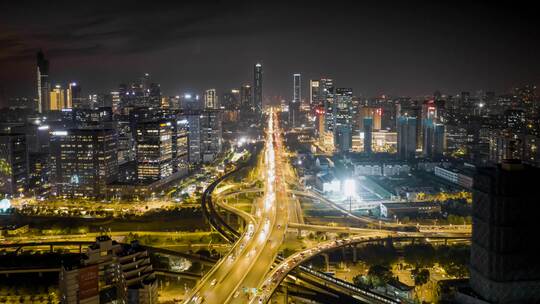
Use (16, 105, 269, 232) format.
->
(59, 236, 157, 304)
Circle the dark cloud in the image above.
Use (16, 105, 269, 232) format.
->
(0, 0, 539, 104)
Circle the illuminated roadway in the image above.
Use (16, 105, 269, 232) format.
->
(251, 233, 471, 304)
(184, 109, 290, 304)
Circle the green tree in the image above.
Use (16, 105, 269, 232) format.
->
(368, 265, 393, 287)
(411, 268, 430, 286)
(403, 243, 436, 268)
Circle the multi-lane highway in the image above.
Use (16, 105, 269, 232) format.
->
(185, 109, 291, 304)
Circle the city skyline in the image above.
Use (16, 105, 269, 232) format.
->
(0, 2, 539, 304)
(1, 1, 539, 105)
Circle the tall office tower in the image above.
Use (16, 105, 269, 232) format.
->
(221, 89, 240, 110)
(186, 114, 201, 164)
(289, 73, 301, 127)
(204, 89, 218, 109)
(141, 73, 151, 92)
(116, 120, 134, 165)
(470, 161, 540, 303)
(50, 129, 118, 198)
(381, 103, 397, 131)
(363, 117, 373, 154)
(309, 79, 320, 107)
(321, 78, 335, 133)
(49, 85, 66, 110)
(173, 118, 190, 176)
(59, 236, 157, 304)
(253, 63, 263, 115)
(148, 83, 161, 108)
(180, 93, 202, 111)
(135, 121, 173, 183)
(397, 116, 417, 160)
(333, 88, 353, 153)
(240, 84, 252, 110)
(0, 134, 28, 195)
(221, 90, 240, 122)
(200, 110, 223, 163)
(399, 106, 422, 150)
(422, 119, 445, 159)
(36, 50, 50, 113)
(109, 91, 120, 114)
(359, 107, 382, 131)
(66, 82, 81, 109)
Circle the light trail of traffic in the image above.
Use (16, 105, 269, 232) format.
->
(184, 109, 289, 304)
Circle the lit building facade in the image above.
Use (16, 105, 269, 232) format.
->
(36, 50, 50, 113)
(397, 116, 417, 160)
(50, 129, 118, 198)
(135, 121, 173, 183)
(253, 63, 263, 115)
(0, 134, 28, 195)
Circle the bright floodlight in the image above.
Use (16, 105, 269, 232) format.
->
(343, 179, 356, 197)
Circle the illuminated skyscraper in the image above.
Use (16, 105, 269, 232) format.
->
(290, 73, 301, 127)
(36, 50, 50, 113)
(423, 119, 445, 159)
(135, 121, 173, 182)
(397, 116, 417, 160)
(204, 89, 218, 109)
(200, 110, 223, 163)
(321, 78, 335, 133)
(253, 63, 263, 115)
(50, 129, 118, 198)
(49, 85, 66, 110)
(240, 84, 252, 111)
(363, 117, 373, 154)
(334, 88, 353, 153)
(309, 79, 320, 107)
(66, 82, 81, 109)
(0, 134, 28, 195)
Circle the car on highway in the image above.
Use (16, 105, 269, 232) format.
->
(210, 278, 217, 286)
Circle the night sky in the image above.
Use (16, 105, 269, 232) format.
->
(0, 1, 539, 105)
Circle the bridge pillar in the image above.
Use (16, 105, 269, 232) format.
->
(352, 245, 357, 263)
(321, 253, 330, 272)
(50, 244, 53, 252)
(79, 244, 82, 253)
